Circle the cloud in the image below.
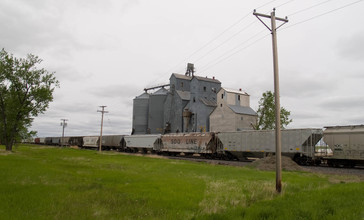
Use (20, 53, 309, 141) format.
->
(0, 1, 79, 56)
(337, 31, 364, 61)
(86, 84, 141, 99)
(280, 69, 337, 98)
(319, 96, 364, 111)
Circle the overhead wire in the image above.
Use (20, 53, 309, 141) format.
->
(148, 0, 353, 85)
(148, 0, 282, 86)
(287, 0, 336, 17)
(275, 0, 296, 9)
(282, 0, 364, 30)
(198, 33, 270, 73)
(197, 0, 363, 72)
(191, 20, 258, 64)
(197, 28, 267, 72)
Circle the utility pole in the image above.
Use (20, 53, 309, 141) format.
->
(253, 9, 288, 193)
(60, 119, 68, 147)
(97, 106, 108, 152)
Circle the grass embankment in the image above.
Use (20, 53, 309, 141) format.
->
(0, 145, 363, 219)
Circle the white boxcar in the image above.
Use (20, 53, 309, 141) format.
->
(83, 136, 99, 148)
(324, 125, 364, 161)
(218, 129, 323, 160)
(124, 134, 161, 152)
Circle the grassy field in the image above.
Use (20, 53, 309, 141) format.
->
(0, 144, 363, 220)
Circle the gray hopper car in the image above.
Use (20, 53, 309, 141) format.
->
(124, 134, 161, 153)
(217, 129, 323, 164)
(323, 125, 364, 167)
(51, 137, 60, 145)
(102, 135, 125, 150)
(83, 136, 99, 148)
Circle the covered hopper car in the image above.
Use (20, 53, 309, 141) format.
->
(31, 126, 364, 167)
(124, 134, 161, 153)
(160, 132, 223, 157)
(323, 125, 364, 167)
(217, 128, 323, 164)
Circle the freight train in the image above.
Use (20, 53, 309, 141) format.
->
(30, 125, 364, 167)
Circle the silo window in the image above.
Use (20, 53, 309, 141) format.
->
(238, 95, 240, 101)
(193, 97, 196, 102)
(220, 104, 222, 107)
(241, 116, 243, 120)
(221, 94, 224, 99)
(203, 86, 206, 92)
(181, 82, 184, 88)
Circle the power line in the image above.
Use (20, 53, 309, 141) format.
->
(192, 20, 258, 64)
(275, 0, 296, 9)
(198, 0, 363, 72)
(148, 0, 282, 85)
(287, 0, 335, 17)
(148, 11, 252, 85)
(197, 28, 267, 71)
(199, 33, 270, 72)
(282, 0, 364, 30)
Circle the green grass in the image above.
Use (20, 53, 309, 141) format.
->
(0, 145, 363, 220)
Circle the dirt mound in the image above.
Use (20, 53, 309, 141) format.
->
(249, 156, 307, 172)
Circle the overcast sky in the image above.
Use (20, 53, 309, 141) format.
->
(1, 0, 363, 137)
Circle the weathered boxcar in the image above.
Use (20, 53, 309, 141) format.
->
(44, 137, 52, 145)
(323, 125, 364, 167)
(68, 136, 84, 147)
(160, 132, 222, 156)
(83, 136, 99, 148)
(39, 138, 45, 144)
(124, 134, 161, 153)
(218, 129, 323, 163)
(51, 137, 60, 145)
(34, 138, 40, 144)
(60, 137, 70, 146)
(102, 135, 125, 150)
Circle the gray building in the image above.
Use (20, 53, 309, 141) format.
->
(131, 66, 256, 134)
(163, 73, 221, 133)
(183, 76, 221, 132)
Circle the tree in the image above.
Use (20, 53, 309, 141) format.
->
(0, 49, 59, 151)
(252, 91, 292, 130)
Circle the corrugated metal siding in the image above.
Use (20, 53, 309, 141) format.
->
(324, 125, 364, 160)
(133, 93, 149, 134)
(124, 134, 161, 150)
(148, 90, 167, 134)
(160, 132, 217, 153)
(102, 135, 124, 147)
(83, 136, 99, 148)
(218, 129, 322, 157)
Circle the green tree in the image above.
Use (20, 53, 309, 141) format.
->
(253, 91, 292, 130)
(0, 49, 59, 151)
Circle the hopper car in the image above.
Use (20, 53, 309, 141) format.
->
(30, 125, 364, 167)
(323, 125, 364, 167)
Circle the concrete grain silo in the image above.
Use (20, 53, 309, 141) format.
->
(148, 87, 168, 134)
(132, 92, 150, 134)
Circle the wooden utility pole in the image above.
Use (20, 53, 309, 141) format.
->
(253, 9, 288, 193)
(97, 106, 108, 152)
(60, 119, 68, 147)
